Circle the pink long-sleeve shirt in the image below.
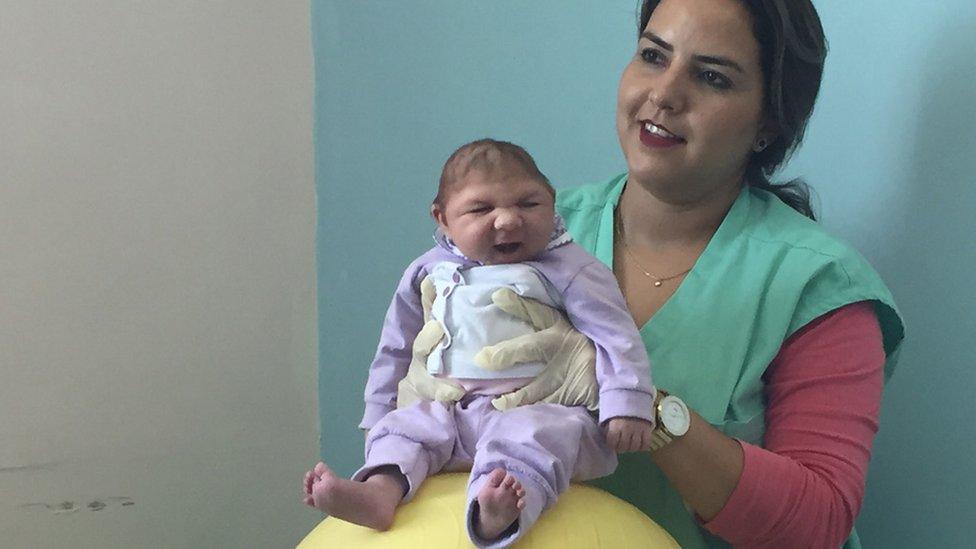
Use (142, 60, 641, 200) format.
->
(702, 301, 886, 548)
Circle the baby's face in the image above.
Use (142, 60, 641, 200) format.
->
(433, 170, 555, 265)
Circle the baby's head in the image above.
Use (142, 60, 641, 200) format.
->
(432, 139, 556, 265)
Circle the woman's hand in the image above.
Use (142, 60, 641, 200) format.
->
(604, 417, 654, 453)
(474, 288, 600, 411)
(396, 276, 466, 408)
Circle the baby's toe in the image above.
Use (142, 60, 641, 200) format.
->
(486, 468, 507, 487)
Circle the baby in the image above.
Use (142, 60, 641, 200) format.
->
(304, 139, 655, 548)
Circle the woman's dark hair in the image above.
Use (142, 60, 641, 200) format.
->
(639, 0, 827, 220)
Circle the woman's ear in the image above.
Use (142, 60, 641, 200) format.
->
(754, 116, 779, 152)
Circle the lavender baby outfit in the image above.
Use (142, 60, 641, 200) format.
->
(356, 217, 655, 548)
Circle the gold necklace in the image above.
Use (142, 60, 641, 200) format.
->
(614, 212, 693, 288)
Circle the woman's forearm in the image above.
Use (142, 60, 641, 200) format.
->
(650, 411, 744, 520)
(652, 302, 885, 547)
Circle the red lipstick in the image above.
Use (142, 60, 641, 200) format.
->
(639, 124, 685, 149)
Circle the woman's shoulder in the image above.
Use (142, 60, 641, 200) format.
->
(555, 174, 626, 243)
(741, 188, 891, 303)
(743, 188, 866, 267)
(742, 188, 903, 359)
(555, 173, 626, 213)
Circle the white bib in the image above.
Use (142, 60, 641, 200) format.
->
(426, 261, 563, 379)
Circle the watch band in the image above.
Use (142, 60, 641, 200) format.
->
(649, 429, 673, 451)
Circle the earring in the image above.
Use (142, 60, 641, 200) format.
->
(753, 138, 769, 152)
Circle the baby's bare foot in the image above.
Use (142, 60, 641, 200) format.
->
(475, 468, 526, 540)
(304, 462, 404, 531)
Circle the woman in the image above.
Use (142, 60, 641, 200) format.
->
(393, 0, 903, 546)
(554, 0, 904, 546)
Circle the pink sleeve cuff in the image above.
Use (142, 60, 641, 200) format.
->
(700, 440, 786, 540)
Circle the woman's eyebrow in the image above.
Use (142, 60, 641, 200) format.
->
(641, 31, 745, 74)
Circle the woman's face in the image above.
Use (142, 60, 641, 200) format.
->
(616, 0, 768, 199)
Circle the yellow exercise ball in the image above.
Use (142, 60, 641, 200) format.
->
(297, 473, 678, 548)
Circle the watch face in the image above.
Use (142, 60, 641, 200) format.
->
(661, 397, 690, 436)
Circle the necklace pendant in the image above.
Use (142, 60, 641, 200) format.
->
(654, 280, 663, 287)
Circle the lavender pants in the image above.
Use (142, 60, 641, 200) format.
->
(353, 395, 617, 549)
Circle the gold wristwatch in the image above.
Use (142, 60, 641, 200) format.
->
(650, 390, 691, 451)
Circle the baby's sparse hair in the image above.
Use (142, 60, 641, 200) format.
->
(434, 139, 555, 208)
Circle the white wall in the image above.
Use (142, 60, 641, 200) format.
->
(0, 2, 320, 547)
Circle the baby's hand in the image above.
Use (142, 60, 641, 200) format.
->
(302, 462, 329, 506)
(604, 417, 654, 453)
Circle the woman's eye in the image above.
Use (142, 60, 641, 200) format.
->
(701, 70, 732, 89)
(639, 48, 664, 65)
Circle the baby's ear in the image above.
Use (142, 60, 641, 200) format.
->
(430, 203, 448, 228)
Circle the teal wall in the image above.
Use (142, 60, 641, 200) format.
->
(312, 2, 975, 546)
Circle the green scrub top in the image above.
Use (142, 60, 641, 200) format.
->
(556, 174, 905, 549)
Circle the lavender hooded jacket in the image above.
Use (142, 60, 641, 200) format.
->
(359, 219, 655, 430)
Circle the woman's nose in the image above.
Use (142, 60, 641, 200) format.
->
(648, 68, 686, 112)
(494, 209, 522, 231)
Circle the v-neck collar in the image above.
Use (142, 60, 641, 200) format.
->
(595, 176, 753, 333)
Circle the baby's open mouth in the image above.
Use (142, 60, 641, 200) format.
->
(493, 243, 522, 254)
